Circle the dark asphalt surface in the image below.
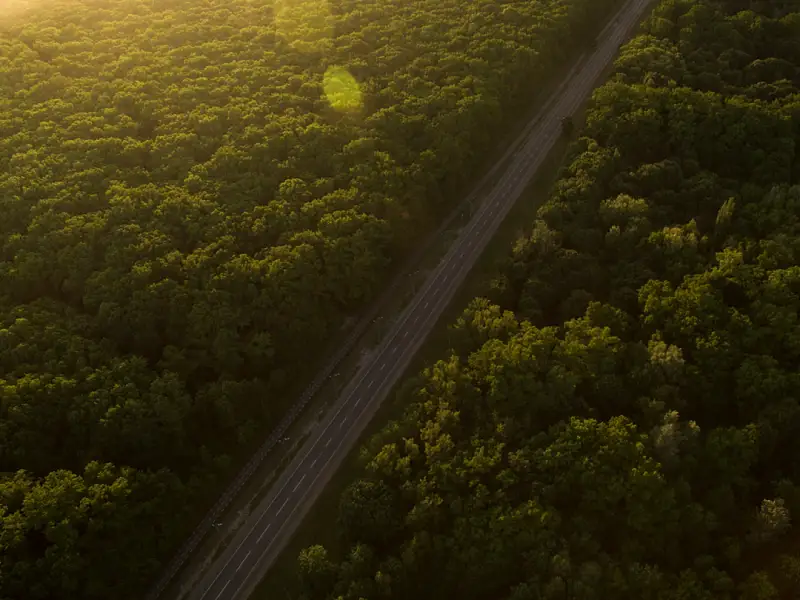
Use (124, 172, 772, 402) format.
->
(190, 2, 653, 598)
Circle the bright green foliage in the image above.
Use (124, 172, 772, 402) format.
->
(0, 0, 622, 596)
(297, 1, 800, 599)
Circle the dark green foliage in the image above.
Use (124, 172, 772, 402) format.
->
(298, 1, 800, 599)
(0, 0, 624, 596)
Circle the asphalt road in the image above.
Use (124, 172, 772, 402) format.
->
(189, 1, 653, 599)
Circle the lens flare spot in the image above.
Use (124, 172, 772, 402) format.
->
(322, 66, 363, 112)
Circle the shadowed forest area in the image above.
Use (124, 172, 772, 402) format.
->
(290, 1, 800, 599)
(0, 0, 620, 597)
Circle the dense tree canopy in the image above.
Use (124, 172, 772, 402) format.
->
(296, 1, 800, 599)
(0, 0, 619, 597)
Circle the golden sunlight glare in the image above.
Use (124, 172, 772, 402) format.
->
(273, 0, 333, 52)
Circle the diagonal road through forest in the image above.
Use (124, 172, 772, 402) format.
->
(182, 0, 654, 598)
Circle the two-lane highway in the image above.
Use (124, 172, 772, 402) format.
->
(189, 1, 654, 598)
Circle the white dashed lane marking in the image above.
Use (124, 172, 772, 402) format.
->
(256, 524, 271, 544)
(214, 581, 230, 600)
(277, 498, 289, 515)
(235, 552, 251, 573)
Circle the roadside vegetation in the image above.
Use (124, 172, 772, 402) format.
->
(0, 0, 623, 597)
(292, 1, 800, 599)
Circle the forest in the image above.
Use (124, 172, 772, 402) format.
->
(292, 1, 800, 599)
(0, 0, 620, 597)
